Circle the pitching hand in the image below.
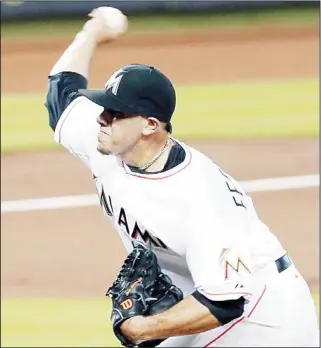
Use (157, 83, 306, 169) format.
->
(82, 7, 128, 45)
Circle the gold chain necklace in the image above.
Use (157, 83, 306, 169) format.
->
(139, 139, 169, 171)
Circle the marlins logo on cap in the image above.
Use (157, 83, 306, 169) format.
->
(104, 68, 125, 96)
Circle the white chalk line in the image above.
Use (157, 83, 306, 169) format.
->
(1, 174, 319, 214)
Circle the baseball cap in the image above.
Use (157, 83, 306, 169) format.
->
(79, 64, 176, 130)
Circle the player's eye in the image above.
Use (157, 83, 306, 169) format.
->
(99, 109, 133, 126)
(111, 111, 127, 120)
(100, 109, 116, 125)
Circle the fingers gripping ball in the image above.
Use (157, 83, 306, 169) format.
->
(107, 244, 183, 347)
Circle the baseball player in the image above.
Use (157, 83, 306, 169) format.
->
(45, 7, 319, 347)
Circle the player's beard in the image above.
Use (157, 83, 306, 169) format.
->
(97, 144, 112, 155)
(97, 140, 113, 155)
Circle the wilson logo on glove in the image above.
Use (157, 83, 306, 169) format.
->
(108, 244, 183, 347)
(120, 299, 133, 310)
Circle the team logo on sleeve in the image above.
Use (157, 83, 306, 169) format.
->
(221, 247, 253, 280)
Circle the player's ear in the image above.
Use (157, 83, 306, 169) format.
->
(142, 117, 159, 136)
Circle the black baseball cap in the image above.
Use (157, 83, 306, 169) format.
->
(79, 64, 176, 131)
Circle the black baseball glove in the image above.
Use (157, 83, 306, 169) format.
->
(106, 244, 183, 347)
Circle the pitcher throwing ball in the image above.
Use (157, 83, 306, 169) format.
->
(45, 7, 319, 347)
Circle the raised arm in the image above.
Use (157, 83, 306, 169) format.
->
(44, 7, 127, 159)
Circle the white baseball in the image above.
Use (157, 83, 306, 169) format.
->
(94, 7, 128, 36)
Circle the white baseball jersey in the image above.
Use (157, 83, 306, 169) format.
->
(54, 96, 285, 299)
(54, 96, 319, 347)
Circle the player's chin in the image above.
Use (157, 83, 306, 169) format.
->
(97, 142, 113, 155)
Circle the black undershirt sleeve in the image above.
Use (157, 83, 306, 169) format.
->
(44, 72, 88, 131)
(192, 290, 245, 325)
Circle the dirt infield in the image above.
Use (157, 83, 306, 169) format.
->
(2, 24, 319, 92)
(1, 23, 319, 297)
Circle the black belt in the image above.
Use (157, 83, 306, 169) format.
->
(275, 253, 292, 273)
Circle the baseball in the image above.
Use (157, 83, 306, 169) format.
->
(89, 7, 128, 37)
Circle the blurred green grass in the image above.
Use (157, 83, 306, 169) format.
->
(1, 294, 319, 347)
(1, 7, 319, 39)
(175, 78, 318, 139)
(1, 78, 318, 153)
(1, 298, 119, 347)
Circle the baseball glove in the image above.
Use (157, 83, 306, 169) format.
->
(106, 244, 183, 347)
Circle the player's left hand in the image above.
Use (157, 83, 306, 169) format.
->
(106, 244, 183, 347)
